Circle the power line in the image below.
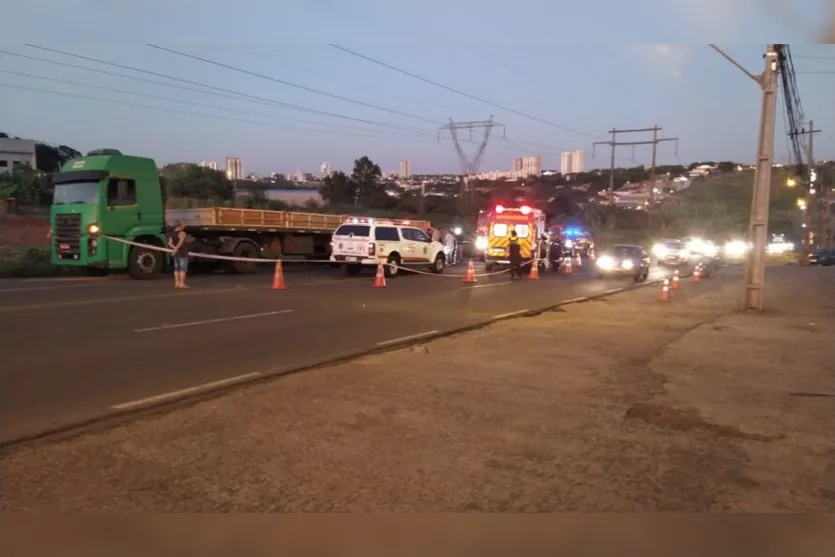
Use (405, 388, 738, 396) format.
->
(21, 44, 436, 137)
(146, 44, 441, 126)
(793, 55, 835, 60)
(0, 82, 446, 144)
(328, 44, 600, 139)
(0, 69, 435, 139)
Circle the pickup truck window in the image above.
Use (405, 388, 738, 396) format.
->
(334, 224, 370, 237)
(107, 178, 137, 206)
(374, 227, 400, 241)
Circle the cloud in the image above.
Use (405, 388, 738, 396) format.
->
(630, 44, 692, 80)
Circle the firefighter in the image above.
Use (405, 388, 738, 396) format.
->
(508, 229, 523, 280)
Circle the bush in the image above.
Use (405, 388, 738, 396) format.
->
(0, 247, 81, 278)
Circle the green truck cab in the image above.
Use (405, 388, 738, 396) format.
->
(51, 150, 168, 279)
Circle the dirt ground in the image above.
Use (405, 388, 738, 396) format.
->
(0, 215, 49, 249)
(2, 265, 833, 512)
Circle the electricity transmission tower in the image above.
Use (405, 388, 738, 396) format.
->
(439, 116, 505, 203)
(592, 126, 679, 199)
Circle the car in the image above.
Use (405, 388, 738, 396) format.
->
(652, 239, 690, 267)
(330, 217, 447, 278)
(594, 244, 651, 282)
(810, 249, 835, 266)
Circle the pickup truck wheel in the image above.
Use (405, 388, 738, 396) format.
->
(231, 242, 259, 274)
(385, 254, 401, 278)
(431, 253, 445, 274)
(128, 245, 163, 280)
(344, 264, 361, 276)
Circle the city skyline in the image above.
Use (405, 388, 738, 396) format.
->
(3, 6, 832, 175)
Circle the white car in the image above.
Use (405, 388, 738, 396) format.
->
(330, 217, 447, 277)
(652, 239, 691, 267)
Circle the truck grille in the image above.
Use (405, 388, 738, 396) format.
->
(54, 213, 82, 258)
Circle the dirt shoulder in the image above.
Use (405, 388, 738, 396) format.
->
(3, 266, 833, 511)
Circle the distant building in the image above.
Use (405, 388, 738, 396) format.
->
(199, 160, 218, 171)
(225, 157, 244, 180)
(0, 138, 37, 175)
(290, 170, 304, 182)
(320, 162, 332, 178)
(399, 159, 411, 179)
(518, 155, 541, 177)
(560, 150, 583, 175)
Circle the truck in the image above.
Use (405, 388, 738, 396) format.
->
(482, 204, 548, 272)
(50, 151, 347, 279)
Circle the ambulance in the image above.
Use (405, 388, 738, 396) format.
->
(483, 204, 547, 272)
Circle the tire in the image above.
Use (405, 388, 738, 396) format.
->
(431, 253, 445, 274)
(344, 264, 361, 276)
(385, 253, 401, 278)
(128, 244, 163, 280)
(231, 242, 260, 274)
(484, 262, 494, 272)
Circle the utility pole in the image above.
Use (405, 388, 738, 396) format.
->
(592, 127, 679, 201)
(439, 117, 505, 212)
(709, 44, 780, 312)
(789, 120, 821, 264)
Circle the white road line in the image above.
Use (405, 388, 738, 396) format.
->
(377, 330, 439, 346)
(0, 284, 91, 293)
(111, 372, 262, 411)
(491, 309, 531, 320)
(605, 288, 625, 295)
(133, 309, 294, 333)
(561, 296, 589, 305)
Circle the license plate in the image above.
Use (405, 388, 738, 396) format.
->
(345, 256, 357, 262)
(59, 243, 70, 250)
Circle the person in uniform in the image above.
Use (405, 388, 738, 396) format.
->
(508, 229, 523, 280)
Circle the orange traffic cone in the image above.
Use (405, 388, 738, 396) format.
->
(671, 270, 680, 290)
(463, 259, 477, 284)
(659, 279, 670, 301)
(562, 256, 573, 275)
(373, 261, 386, 288)
(528, 259, 540, 280)
(271, 260, 286, 290)
(692, 266, 701, 283)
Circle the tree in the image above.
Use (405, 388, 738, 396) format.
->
(161, 163, 234, 201)
(319, 170, 355, 206)
(351, 156, 386, 207)
(35, 143, 83, 172)
(0, 164, 51, 205)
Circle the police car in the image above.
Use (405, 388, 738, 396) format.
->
(330, 217, 447, 277)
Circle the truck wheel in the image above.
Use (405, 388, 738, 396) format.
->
(385, 253, 401, 278)
(431, 253, 445, 274)
(344, 264, 361, 276)
(231, 242, 259, 274)
(128, 244, 163, 280)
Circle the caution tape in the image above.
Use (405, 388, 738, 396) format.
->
(102, 235, 541, 278)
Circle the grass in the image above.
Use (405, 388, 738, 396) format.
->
(0, 247, 82, 278)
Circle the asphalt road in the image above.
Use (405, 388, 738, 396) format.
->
(0, 261, 676, 443)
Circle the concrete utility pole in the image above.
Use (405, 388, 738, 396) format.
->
(790, 120, 821, 264)
(592, 127, 679, 200)
(709, 44, 780, 312)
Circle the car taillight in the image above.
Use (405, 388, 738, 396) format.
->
(368, 242, 376, 256)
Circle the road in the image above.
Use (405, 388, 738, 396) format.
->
(0, 261, 675, 443)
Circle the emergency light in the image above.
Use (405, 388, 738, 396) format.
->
(520, 205, 531, 215)
(495, 205, 504, 214)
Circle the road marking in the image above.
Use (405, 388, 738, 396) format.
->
(0, 284, 91, 293)
(134, 309, 294, 333)
(605, 288, 625, 295)
(462, 281, 512, 290)
(491, 309, 531, 320)
(561, 296, 589, 305)
(111, 372, 262, 411)
(377, 330, 439, 347)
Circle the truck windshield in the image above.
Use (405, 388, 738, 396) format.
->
(53, 181, 100, 205)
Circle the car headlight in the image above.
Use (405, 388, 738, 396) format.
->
(475, 236, 488, 250)
(680, 250, 690, 260)
(702, 243, 718, 257)
(597, 255, 614, 270)
(621, 259, 634, 270)
(652, 244, 668, 257)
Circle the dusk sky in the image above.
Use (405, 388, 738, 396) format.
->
(3, 0, 833, 175)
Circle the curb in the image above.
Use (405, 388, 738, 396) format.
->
(0, 275, 672, 452)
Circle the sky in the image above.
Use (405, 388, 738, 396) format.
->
(2, 0, 834, 176)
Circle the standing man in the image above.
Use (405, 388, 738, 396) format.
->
(168, 220, 190, 289)
(508, 229, 523, 280)
(443, 228, 457, 266)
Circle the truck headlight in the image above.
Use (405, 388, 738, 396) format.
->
(87, 223, 100, 235)
(597, 256, 614, 270)
(475, 236, 488, 250)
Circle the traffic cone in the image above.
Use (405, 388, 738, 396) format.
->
(671, 269, 680, 290)
(373, 261, 386, 288)
(271, 260, 286, 290)
(463, 259, 477, 284)
(692, 266, 701, 283)
(528, 259, 540, 280)
(562, 256, 573, 275)
(659, 279, 670, 301)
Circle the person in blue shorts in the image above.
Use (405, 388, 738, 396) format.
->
(168, 220, 190, 289)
